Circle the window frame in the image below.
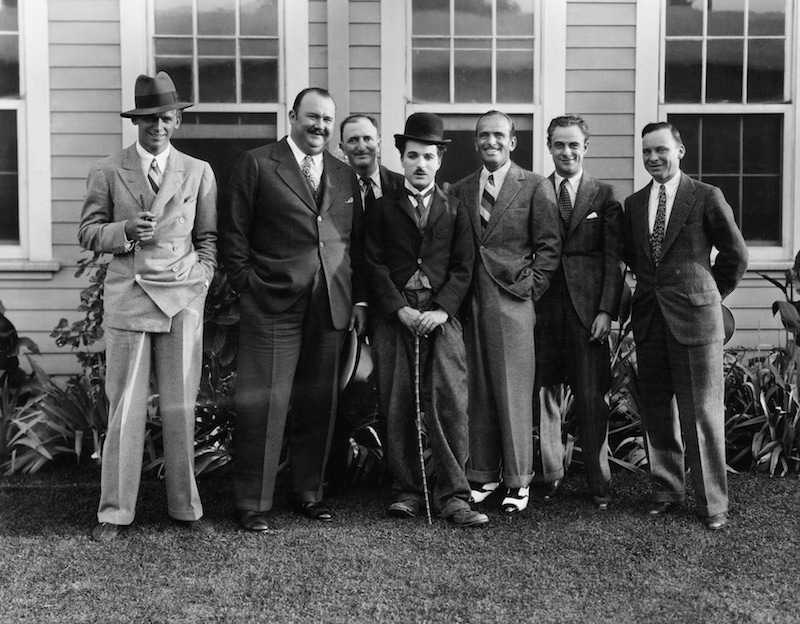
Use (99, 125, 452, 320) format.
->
(0, 0, 56, 272)
(636, 0, 798, 266)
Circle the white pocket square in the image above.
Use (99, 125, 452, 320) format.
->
(345, 197, 354, 204)
(586, 211, 599, 220)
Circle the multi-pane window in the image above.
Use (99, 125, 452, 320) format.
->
(152, 0, 280, 195)
(662, 0, 789, 246)
(0, 3, 19, 245)
(411, 0, 535, 104)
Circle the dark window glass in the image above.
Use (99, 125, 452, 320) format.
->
(198, 59, 236, 103)
(241, 58, 278, 102)
(412, 48, 450, 103)
(0, 110, 19, 244)
(674, 116, 700, 175)
(497, 50, 534, 103)
(0, 34, 19, 97)
(708, 0, 744, 36)
(702, 115, 740, 174)
(665, 40, 702, 102)
(707, 39, 743, 102)
(749, 0, 785, 36)
(742, 176, 781, 244)
(748, 39, 784, 102)
(743, 114, 781, 174)
(454, 49, 491, 103)
(155, 57, 194, 102)
(666, 0, 703, 36)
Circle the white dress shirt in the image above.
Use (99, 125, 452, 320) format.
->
(647, 171, 681, 235)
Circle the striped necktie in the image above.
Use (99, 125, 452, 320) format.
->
(148, 158, 161, 194)
(651, 184, 667, 266)
(480, 174, 495, 228)
(558, 178, 573, 226)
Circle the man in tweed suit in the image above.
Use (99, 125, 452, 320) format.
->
(449, 110, 561, 515)
(79, 72, 217, 541)
(622, 121, 747, 531)
(535, 115, 625, 509)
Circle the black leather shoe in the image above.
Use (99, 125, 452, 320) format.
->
(448, 508, 489, 527)
(293, 501, 334, 522)
(237, 510, 269, 532)
(592, 493, 613, 511)
(91, 522, 122, 542)
(648, 501, 678, 517)
(174, 518, 214, 534)
(703, 512, 728, 531)
(542, 479, 562, 501)
(387, 499, 420, 519)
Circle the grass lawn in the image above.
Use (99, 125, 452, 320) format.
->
(0, 465, 797, 624)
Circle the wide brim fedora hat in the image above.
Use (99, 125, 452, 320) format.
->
(394, 112, 452, 146)
(339, 329, 374, 392)
(121, 71, 193, 118)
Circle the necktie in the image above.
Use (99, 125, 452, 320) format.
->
(480, 174, 495, 228)
(651, 184, 667, 266)
(558, 178, 572, 226)
(408, 187, 434, 230)
(301, 154, 318, 192)
(360, 175, 375, 211)
(148, 158, 161, 194)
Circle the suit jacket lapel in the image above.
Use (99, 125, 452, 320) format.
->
(274, 138, 317, 212)
(569, 174, 599, 236)
(117, 145, 152, 211)
(317, 152, 342, 214)
(660, 173, 695, 260)
(425, 186, 447, 229)
(150, 149, 185, 216)
(485, 166, 521, 237)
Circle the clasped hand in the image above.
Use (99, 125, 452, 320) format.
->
(397, 306, 448, 337)
(125, 211, 157, 242)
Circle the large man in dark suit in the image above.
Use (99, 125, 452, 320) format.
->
(365, 113, 487, 527)
(535, 115, 625, 509)
(450, 110, 561, 515)
(220, 87, 366, 531)
(339, 114, 403, 214)
(623, 122, 747, 531)
(79, 72, 217, 541)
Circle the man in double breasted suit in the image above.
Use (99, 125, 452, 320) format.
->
(220, 88, 366, 531)
(623, 122, 748, 531)
(79, 72, 217, 541)
(535, 115, 625, 509)
(365, 112, 487, 527)
(450, 110, 561, 515)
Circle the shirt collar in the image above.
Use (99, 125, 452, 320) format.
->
(404, 179, 436, 199)
(657, 171, 682, 196)
(136, 142, 170, 173)
(554, 169, 583, 192)
(481, 160, 512, 188)
(286, 135, 323, 167)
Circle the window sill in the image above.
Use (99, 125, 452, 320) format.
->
(0, 260, 61, 280)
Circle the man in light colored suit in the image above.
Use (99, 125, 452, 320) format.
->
(220, 88, 366, 531)
(450, 110, 561, 515)
(79, 72, 217, 541)
(535, 115, 625, 509)
(339, 114, 403, 215)
(623, 121, 748, 531)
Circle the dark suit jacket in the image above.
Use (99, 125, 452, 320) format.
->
(79, 144, 217, 332)
(352, 164, 404, 214)
(537, 172, 624, 329)
(220, 137, 364, 330)
(365, 184, 474, 319)
(623, 173, 748, 345)
(449, 162, 561, 302)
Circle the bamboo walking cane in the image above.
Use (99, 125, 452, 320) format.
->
(414, 334, 433, 524)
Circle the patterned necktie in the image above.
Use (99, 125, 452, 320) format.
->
(301, 154, 318, 192)
(360, 175, 375, 212)
(480, 174, 495, 228)
(651, 184, 667, 266)
(148, 158, 161, 194)
(409, 187, 434, 230)
(558, 178, 573, 226)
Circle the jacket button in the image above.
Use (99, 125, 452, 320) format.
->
(179, 217, 186, 224)
(172, 266, 178, 272)
(320, 241, 325, 248)
(417, 258, 423, 264)
(317, 216, 323, 222)
(135, 274, 141, 280)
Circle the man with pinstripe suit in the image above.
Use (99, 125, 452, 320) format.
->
(623, 121, 747, 531)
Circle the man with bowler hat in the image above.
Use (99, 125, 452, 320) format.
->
(79, 71, 217, 541)
(364, 112, 487, 527)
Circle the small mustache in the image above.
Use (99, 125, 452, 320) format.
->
(414, 169, 426, 175)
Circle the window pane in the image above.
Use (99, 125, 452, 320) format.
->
(412, 49, 449, 102)
(240, 38, 278, 57)
(412, 0, 449, 36)
(743, 115, 781, 174)
(198, 0, 235, 36)
(155, 37, 193, 56)
(0, 110, 18, 244)
(0, 35, 19, 97)
(455, 50, 491, 103)
(241, 0, 278, 37)
(672, 115, 700, 175)
(702, 116, 740, 174)
(198, 38, 236, 56)
(455, 0, 491, 36)
(742, 176, 781, 243)
(155, 0, 193, 35)
(156, 57, 194, 100)
(497, 50, 533, 103)
(707, 39, 743, 102)
(665, 40, 702, 103)
(666, 0, 703, 36)
(748, 39, 784, 102)
(749, 0, 785, 36)
(199, 58, 236, 103)
(497, 0, 534, 37)
(0, 1, 18, 30)
(241, 58, 278, 102)
(708, 0, 745, 36)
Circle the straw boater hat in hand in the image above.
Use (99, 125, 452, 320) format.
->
(120, 71, 193, 118)
(394, 112, 452, 147)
